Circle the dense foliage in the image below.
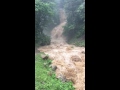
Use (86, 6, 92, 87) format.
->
(35, 0, 60, 46)
(35, 0, 85, 47)
(63, 0, 85, 42)
(35, 53, 75, 90)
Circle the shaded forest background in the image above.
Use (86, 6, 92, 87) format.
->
(35, 0, 85, 47)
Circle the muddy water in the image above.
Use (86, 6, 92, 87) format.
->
(37, 8, 85, 90)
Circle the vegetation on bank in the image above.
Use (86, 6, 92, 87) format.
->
(35, 53, 75, 90)
(68, 38, 85, 47)
(63, 0, 85, 46)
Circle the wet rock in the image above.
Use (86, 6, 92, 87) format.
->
(49, 64, 52, 68)
(52, 65, 57, 71)
(71, 55, 82, 62)
(81, 51, 85, 54)
(41, 54, 49, 60)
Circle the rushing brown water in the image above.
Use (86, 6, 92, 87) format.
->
(37, 8, 85, 90)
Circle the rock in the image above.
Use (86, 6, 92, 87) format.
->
(41, 54, 49, 60)
(65, 77, 76, 84)
(49, 64, 52, 68)
(71, 55, 82, 62)
(57, 74, 67, 82)
(52, 65, 57, 71)
(81, 51, 85, 54)
(49, 65, 57, 71)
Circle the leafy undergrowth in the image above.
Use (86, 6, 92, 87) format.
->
(35, 53, 75, 90)
(68, 38, 85, 47)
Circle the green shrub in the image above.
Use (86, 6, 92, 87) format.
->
(35, 53, 75, 90)
(35, 34, 51, 47)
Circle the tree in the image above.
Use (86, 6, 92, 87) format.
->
(63, 0, 85, 41)
(35, 0, 60, 46)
